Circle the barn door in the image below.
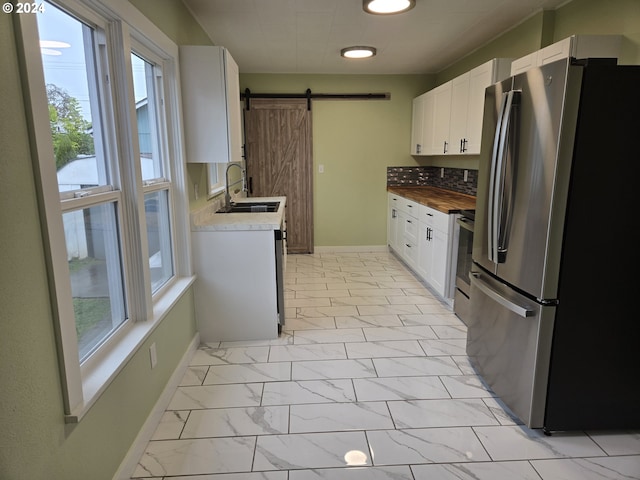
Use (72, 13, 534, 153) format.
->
(244, 98, 313, 254)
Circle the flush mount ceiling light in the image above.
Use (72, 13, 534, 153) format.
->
(341, 46, 377, 59)
(363, 0, 416, 15)
(40, 39, 71, 56)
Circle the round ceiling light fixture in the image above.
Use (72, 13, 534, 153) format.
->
(39, 39, 71, 56)
(363, 0, 416, 15)
(341, 46, 377, 59)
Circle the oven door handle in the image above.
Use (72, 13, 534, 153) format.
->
(456, 217, 475, 232)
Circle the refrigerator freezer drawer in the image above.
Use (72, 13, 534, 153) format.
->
(466, 271, 555, 428)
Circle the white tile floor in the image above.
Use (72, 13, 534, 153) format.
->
(132, 251, 640, 479)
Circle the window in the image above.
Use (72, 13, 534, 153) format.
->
(38, 2, 127, 362)
(131, 50, 174, 292)
(18, 0, 192, 421)
(64, 203, 126, 361)
(208, 162, 228, 196)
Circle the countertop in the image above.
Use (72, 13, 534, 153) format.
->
(191, 196, 286, 232)
(387, 186, 476, 214)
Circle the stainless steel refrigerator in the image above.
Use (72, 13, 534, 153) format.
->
(467, 57, 640, 432)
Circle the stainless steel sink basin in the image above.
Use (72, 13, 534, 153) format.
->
(217, 201, 280, 213)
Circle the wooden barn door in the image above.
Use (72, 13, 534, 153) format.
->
(244, 98, 313, 254)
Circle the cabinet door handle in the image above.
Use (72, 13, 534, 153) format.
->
(460, 139, 464, 153)
(443, 141, 448, 154)
(462, 138, 468, 153)
(416, 143, 422, 154)
(391, 209, 397, 218)
(407, 219, 412, 224)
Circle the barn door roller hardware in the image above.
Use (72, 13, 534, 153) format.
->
(243, 88, 390, 111)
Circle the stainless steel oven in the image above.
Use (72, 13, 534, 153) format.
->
(454, 209, 474, 325)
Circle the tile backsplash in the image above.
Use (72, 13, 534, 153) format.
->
(387, 166, 478, 196)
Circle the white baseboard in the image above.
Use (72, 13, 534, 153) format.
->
(113, 332, 200, 480)
(313, 245, 389, 253)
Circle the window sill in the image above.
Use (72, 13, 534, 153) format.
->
(64, 275, 195, 423)
(208, 185, 225, 199)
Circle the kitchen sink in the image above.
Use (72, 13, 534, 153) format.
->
(217, 201, 280, 213)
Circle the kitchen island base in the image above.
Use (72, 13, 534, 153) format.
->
(192, 227, 283, 342)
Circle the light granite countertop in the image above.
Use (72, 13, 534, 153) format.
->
(191, 196, 286, 232)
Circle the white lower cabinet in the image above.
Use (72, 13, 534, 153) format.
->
(387, 193, 457, 300)
(400, 210, 419, 268)
(417, 217, 448, 297)
(387, 201, 400, 252)
(192, 228, 282, 342)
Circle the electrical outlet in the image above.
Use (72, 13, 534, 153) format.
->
(440, 167, 445, 178)
(464, 169, 468, 182)
(318, 164, 325, 174)
(149, 342, 157, 369)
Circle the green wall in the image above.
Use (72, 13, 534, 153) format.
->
(553, 0, 640, 63)
(129, 0, 213, 46)
(0, 6, 198, 480)
(436, 11, 552, 85)
(437, 0, 640, 84)
(239, 74, 432, 247)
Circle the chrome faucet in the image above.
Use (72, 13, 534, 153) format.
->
(224, 163, 246, 210)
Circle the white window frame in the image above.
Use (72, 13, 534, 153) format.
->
(131, 41, 177, 295)
(207, 162, 228, 197)
(14, 0, 193, 423)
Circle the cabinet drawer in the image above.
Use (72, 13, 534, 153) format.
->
(392, 196, 420, 215)
(403, 215, 419, 242)
(403, 240, 418, 265)
(388, 193, 401, 208)
(419, 205, 450, 232)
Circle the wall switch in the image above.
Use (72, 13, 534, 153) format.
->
(440, 167, 445, 178)
(318, 164, 325, 174)
(464, 169, 468, 182)
(149, 343, 157, 369)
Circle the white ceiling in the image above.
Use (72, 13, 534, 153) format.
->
(182, 0, 568, 75)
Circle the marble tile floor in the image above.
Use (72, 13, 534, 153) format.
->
(132, 251, 640, 479)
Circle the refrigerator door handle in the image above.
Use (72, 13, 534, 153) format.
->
(470, 273, 534, 318)
(488, 90, 519, 264)
(488, 92, 511, 263)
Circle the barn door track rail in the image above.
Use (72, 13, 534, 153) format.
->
(242, 88, 390, 111)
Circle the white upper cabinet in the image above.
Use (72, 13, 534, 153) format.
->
(179, 46, 243, 164)
(449, 72, 471, 155)
(411, 58, 511, 156)
(464, 60, 510, 154)
(410, 94, 426, 155)
(510, 35, 621, 75)
(431, 82, 453, 155)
